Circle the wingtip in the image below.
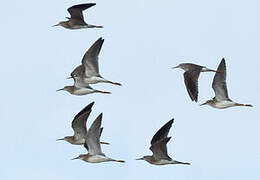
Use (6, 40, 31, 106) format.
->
(115, 160, 125, 163)
(89, 101, 95, 107)
(85, 101, 95, 110)
(169, 119, 174, 124)
(98, 113, 103, 118)
(221, 57, 226, 63)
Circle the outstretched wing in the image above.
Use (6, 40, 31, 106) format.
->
(183, 67, 202, 102)
(85, 113, 103, 155)
(150, 137, 172, 160)
(68, 3, 96, 20)
(81, 37, 104, 77)
(151, 119, 174, 145)
(212, 58, 229, 100)
(72, 102, 94, 140)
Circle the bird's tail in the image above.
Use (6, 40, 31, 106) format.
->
(95, 90, 111, 94)
(174, 160, 191, 165)
(111, 81, 122, 86)
(93, 25, 103, 28)
(113, 159, 125, 163)
(235, 103, 253, 107)
(100, 141, 110, 145)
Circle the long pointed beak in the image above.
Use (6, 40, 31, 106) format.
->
(67, 76, 73, 79)
(200, 102, 207, 106)
(56, 138, 64, 141)
(71, 157, 79, 160)
(56, 88, 64, 92)
(136, 158, 143, 160)
(52, 23, 60, 27)
(172, 65, 179, 69)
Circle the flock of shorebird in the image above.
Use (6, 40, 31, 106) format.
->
(55, 3, 253, 165)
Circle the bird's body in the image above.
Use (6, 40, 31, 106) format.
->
(201, 58, 253, 109)
(71, 66, 114, 86)
(56, 85, 111, 96)
(69, 38, 121, 88)
(73, 154, 124, 163)
(205, 99, 236, 109)
(72, 113, 125, 164)
(59, 136, 86, 145)
(57, 102, 109, 145)
(138, 155, 190, 165)
(53, 3, 103, 30)
(173, 63, 221, 102)
(136, 119, 190, 166)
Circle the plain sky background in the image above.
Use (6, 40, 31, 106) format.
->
(1, 0, 259, 179)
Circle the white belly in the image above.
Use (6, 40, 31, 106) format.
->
(74, 88, 94, 95)
(72, 139, 85, 145)
(153, 159, 173, 165)
(70, 25, 87, 29)
(87, 155, 108, 163)
(213, 101, 236, 109)
(83, 76, 106, 84)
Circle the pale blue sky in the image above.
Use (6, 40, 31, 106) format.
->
(1, 0, 259, 179)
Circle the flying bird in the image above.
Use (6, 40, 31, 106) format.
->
(200, 58, 253, 109)
(68, 37, 122, 87)
(173, 63, 222, 102)
(53, 3, 103, 29)
(136, 119, 190, 165)
(57, 102, 109, 145)
(72, 113, 125, 163)
(56, 85, 111, 96)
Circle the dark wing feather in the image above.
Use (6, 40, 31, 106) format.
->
(150, 137, 172, 160)
(100, 127, 104, 137)
(82, 37, 104, 77)
(151, 119, 174, 145)
(212, 58, 229, 100)
(183, 68, 202, 102)
(85, 113, 103, 155)
(72, 102, 94, 140)
(68, 3, 96, 20)
(73, 102, 94, 121)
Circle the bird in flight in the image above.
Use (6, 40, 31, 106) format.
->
(136, 119, 190, 165)
(56, 85, 111, 96)
(68, 37, 122, 88)
(53, 3, 103, 29)
(200, 58, 253, 109)
(72, 113, 125, 163)
(57, 102, 109, 145)
(173, 63, 222, 102)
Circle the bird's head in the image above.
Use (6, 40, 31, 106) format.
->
(67, 74, 77, 79)
(56, 136, 74, 143)
(172, 63, 189, 71)
(136, 156, 152, 162)
(71, 154, 86, 160)
(200, 100, 214, 106)
(68, 65, 84, 79)
(52, 21, 68, 28)
(56, 86, 74, 93)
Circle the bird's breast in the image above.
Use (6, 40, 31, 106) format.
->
(74, 88, 94, 95)
(83, 76, 106, 84)
(153, 159, 173, 165)
(87, 155, 108, 163)
(213, 100, 236, 109)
